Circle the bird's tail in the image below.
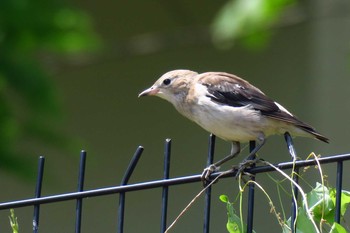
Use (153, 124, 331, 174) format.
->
(298, 125, 329, 143)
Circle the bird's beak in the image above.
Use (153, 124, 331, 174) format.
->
(138, 86, 159, 97)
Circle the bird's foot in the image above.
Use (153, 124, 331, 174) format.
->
(201, 164, 220, 186)
(233, 158, 261, 179)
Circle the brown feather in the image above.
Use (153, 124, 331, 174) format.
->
(197, 72, 329, 143)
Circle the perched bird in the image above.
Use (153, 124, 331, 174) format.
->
(138, 70, 329, 179)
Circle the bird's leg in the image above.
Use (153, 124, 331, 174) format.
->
(233, 135, 266, 178)
(201, 141, 241, 183)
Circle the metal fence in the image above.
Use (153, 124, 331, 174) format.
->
(0, 133, 349, 233)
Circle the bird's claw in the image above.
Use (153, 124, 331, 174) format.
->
(201, 164, 220, 186)
(233, 158, 260, 179)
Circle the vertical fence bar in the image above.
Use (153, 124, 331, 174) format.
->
(33, 156, 45, 233)
(160, 139, 172, 233)
(284, 132, 298, 233)
(334, 161, 343, 223)
(290, 168, 299, 233)
(246, 141, 256, 233)
(75, 150, 87, 233)
(203, 134, 216, 233)
(117, 146, 144, 233)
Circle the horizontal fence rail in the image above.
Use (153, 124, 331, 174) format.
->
(1, 153, 349, 210)
(0, 134, 349, 233)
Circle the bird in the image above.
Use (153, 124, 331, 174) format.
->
(138, 69, 329, 180)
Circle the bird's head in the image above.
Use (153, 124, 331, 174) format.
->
(138, 70, 198, 105)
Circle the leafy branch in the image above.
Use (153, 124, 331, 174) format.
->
(220, 153, 350, 233)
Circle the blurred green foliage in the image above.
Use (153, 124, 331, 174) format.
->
(212, 0, 295, 49)
(0, 0, 99, 177)
(0, 0, 299, 177)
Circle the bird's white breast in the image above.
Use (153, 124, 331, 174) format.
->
(180, 83, 286, 142)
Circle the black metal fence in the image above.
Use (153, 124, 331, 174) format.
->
(0, 134, 349, 233)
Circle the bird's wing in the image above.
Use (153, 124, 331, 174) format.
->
(198, 72, 279, 112)
(198, 72, 317, 130)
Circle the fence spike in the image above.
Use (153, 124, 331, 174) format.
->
(203, 134, 216, 233)
(1, 154, 349, 211)
(284, 132, 299, 233)
(118, 146, 144, 233)
(335, 161, 343, 223)
(0, 148, 348, 233)
(75, 150, 87, 233)
(160, 139, 172, 233)
(246, 141, 256, 233)
(33, 156, 45, 233)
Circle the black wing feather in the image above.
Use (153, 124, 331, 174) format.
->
(202, 78, 279, 113)
(200, 72, 329, 143)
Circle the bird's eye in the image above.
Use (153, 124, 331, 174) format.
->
(163, 78, 171, 86)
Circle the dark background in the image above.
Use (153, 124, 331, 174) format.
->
(0, 0, 349, 232)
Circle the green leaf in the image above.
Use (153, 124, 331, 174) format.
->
(286, 207, 318, 233)
(227, 220, 241, 233)
(220, 195, 256, 233)
(220, 195, 230, 203)
(334, 190, 350, 216)
(306, 182, 334, 219)
(325, 189, 350, 224)
(282, 223, 290, 233)
(211, 0, 295, 49)
(329, 222, 347, 233)
(286, 183, 350, 232)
